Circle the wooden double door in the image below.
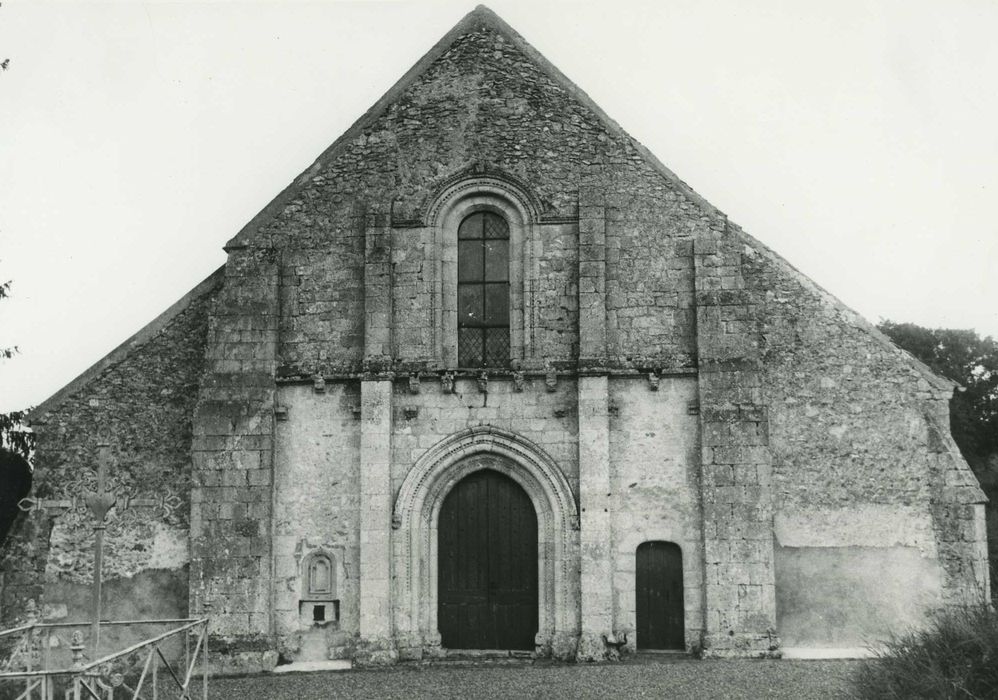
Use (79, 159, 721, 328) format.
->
(636, 541, 685, 650)
(438, 469, 538, 650)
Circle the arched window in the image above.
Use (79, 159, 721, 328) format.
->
(457, 211, 510, 367)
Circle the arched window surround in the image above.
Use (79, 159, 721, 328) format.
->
(300, 549, 338, 601)
(424, 175, 540, 368)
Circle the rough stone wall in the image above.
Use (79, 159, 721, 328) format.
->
(235, 21, 701, 377)
(533, 222, 579, 363)
(1, 281, 215, 632)
(279, 231, 365, 375)
(190, 247, 280, 658)
(692, 222, 780, 657)
(605, 193, 697, 368)
(742, 227, 988, 645)
(608, 377, 703, 651)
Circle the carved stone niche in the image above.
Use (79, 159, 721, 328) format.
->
(299, 550, 339, 628)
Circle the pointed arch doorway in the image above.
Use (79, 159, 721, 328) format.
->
(438, 469, 538, 650)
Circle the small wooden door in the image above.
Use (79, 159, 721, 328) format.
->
(636, 541, 685, 650)
(438, 469, 538, 650)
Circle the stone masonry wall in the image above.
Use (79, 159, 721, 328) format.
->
(272, 383, 361, 662)
(236, 19, 702, 377)
(2, 278, 216, 633)
(605, 193, 697, 369)
(271, 374, 703, 657)
(693, 222, 779, 657)
(190, 247, 280, 668)
(390, 376, 579, 499)
(741, 226, 988, 643)
(609, 377, 703, 651)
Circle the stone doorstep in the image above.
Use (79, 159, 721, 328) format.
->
(448, 649, 534, 659)
(408, 649, 535, 665)
(272, 660, 354, 674)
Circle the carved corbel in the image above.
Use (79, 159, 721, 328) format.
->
(512, 371, 525, 392)
(545, 369, 557, 393)
(441, 371, 455, 394)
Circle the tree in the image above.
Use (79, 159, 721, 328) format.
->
(0, 278, 34, 546)
(0, 279, 35, 459)
(877, 321, 998, 468)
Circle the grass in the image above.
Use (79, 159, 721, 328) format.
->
(852, 605, 998, 700)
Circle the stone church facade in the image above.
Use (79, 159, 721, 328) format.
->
(2, 6, 989, 667)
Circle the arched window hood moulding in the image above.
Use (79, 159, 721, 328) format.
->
(391, 164, 561, 228)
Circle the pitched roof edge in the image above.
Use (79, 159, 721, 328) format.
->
(224, 5, 725, 250)
(474, 7, 725, 220)
(225, 6, 499, 249)
(727, 221, 956, 393)
(29, 266, 226, 423)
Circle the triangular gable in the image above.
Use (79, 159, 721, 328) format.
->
(223, 4, 721, 251)
(221, 5, 953, 394)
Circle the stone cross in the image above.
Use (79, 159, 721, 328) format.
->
(82, 443, 117, 656)
(16, 444, 177, 661)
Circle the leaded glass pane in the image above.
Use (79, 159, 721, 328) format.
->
(458, 285, 483, 326)
(459, 328, 484, 367)
(483, 328, 510, 367)
(458, 240, 483, 282)
(458, 212, 483, 239)
(484, 283, 509, 325)
(484, 214, 509, 239)
(484, 239, 508, 281)
(457, 211, 510, 368)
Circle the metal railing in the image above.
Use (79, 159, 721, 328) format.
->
(0, 616, 209, 700)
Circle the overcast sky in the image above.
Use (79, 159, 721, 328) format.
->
(1, 0, 996, 412)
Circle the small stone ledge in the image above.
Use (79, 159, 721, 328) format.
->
(781, 647, 878, 660)
(272, 660, 352, 673)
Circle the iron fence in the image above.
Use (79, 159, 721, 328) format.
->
(0, 616, 209, 700)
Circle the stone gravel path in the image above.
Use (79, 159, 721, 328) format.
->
(212, 658, 863, 699)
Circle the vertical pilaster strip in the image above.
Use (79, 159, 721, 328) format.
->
(358, 379, 396, 662)
(364, 212, 393, 367)
(358, 209, 396, 663)
(576, 168, 614, 660)
(576, 375, 613, 659)
(693, 222, 778, 657)
(578, 168, 608, 368)
(190, 245, 279, 650)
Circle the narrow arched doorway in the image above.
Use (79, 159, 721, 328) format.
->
(438, 468, 538, 650)
(636, 541, 685, 650)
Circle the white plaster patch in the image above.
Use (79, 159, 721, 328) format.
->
(145, 522, 190, 569)
(775, 505, 937, 554)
